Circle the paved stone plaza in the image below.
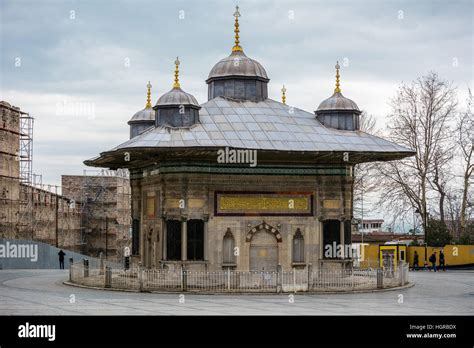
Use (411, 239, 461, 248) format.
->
(0, 270, 472, 315)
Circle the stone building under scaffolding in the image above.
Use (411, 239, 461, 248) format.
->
(86, 7, 414, 271)
(62, 173, 132, 259)
(0, 101, 131, 260)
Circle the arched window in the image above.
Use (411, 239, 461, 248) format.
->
(223, 228, 235, 265)
(293, 228, 304, 263)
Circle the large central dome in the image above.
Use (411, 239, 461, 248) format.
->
(207, 50, 269, 82)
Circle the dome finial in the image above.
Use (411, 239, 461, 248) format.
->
(335, 61, 341, 93)
(232, 5, 243, 52)
(173, 57, 180, 88)
(281, 84, 287, 105)
(145, 81, 152, 108)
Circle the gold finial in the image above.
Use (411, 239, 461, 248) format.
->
(281, 85, 287, 105)
(173, 57, 180, 88)
(232, 5, 243, 52)
(335, 61, 341, 93)
(145, 81, 152, 108)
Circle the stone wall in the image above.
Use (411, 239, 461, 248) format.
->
(29, 185, 82, 253)
(0, 101, 20, 239)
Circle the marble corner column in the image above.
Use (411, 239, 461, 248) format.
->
(318, 217, 325, 261)
(162, 217, 167, 261)
(339, 217, 345, 259)
(181, 217, 187, 261)
(203, 214, 209, 261)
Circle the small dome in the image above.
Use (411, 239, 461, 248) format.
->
(128, 107, 154, 124)
(156, 87, 200, 107)
(317, 92, 360, 112)
(207, 50, 269, 82)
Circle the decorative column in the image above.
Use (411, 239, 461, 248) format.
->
(203, 214, 209, 261)
(162, 216, 167, 261)
(181, 216, 187, 261)
(318, 216, 325, 261)
(339, 217, 345, 259)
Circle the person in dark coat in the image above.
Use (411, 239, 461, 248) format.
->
(413, 251, 419, 271)
(429, 252, 437, 272)
(58, 250, 66, 269)
(439, 250, 446, 271)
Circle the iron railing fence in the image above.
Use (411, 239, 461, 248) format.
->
(69, 260, 410, 293)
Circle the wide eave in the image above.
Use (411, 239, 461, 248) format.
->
(85, 97, 414, 170)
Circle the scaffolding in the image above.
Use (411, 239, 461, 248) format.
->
(17, 112, 34, 239)
(78, 169, 131, 259)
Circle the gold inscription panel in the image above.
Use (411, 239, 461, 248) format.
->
(215, 192, 313, 216)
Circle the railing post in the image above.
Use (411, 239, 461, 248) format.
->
(83, 259, 89, 278)
(105, 266, 112, 288)
(307, 263, 312, 292)
(276, 264, 282, 293)
(377, 268, 383, 289)
(69, 257, 73, 282)
(293, 267, 296, 293)
(138, 262, 144, 292)
(351, 268, 355, 290)
(227, 270, 231, 291)
(181, 264, 187, 292)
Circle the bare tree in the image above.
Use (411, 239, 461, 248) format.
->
(376, 72, 457, 237)
(353, 112, 378, 221)
(429, 146, 454, 223)
(457, 89, 474, 233)
(446, 192, 462, 239)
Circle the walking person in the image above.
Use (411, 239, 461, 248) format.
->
(413, 250, 419, 271)
(58, 249, 66, 270)
(439, 250, 446, 272)
(429, 251, 437, 272)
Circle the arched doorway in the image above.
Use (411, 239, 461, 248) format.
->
(248, 223, 281, 271)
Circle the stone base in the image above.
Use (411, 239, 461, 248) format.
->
(158, 260, 209, 272)
(319, 259, 353, 271)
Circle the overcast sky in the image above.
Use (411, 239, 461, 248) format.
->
(1, 0, 472, 223)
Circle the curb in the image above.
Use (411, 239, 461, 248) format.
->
(63, 280, 415, 295)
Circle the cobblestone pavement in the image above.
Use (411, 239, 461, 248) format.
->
(0, 270, 472, 315)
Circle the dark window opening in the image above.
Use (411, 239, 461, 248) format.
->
(344, 220, 352, 246)
(132, 219, 140, 255)
(187, 219, 204, 261)
(166, 220, 182, 261)
(323, 220, 341, 259)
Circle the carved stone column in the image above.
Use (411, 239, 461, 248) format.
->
(181, 216, 187, 261)
(162, 216, 167, 261)
(203, 214, 209, 261)
(339, 217, 345, 259)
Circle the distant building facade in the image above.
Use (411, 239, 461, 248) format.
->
(358, 219, 385, 234)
